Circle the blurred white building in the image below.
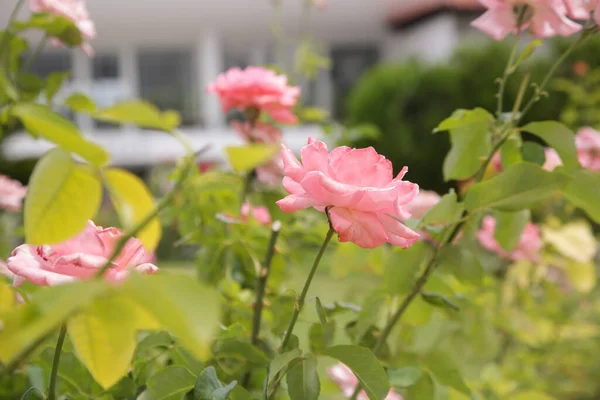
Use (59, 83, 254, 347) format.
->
(0, 0, 483, 167)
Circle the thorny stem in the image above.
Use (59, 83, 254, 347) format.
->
(47, 324, 67, 400)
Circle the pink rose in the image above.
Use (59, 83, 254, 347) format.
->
(543, 148, 563, 171)
(471, 0, 583, 41)
(491, 152, 503, 173)
(477, 215, 542, 262)
(7, 220, 158, 286)
(241, 202, 272, 226)
(29, 0, 96, 56)
(207, 67, 300, 124)
(575, 126, 600, 171)
(0, 260, 14, 280)
(233, 121, 284, 186)
(0, 174, 27, 212)
(328, 363, 403, 400)
(406, 190, 441, 220)
(276, 137, 420, 249)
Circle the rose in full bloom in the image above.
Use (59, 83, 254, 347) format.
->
(29, 0, 96, 56)
(477, 215, 542, 262)
(471, 0, 583, 40)
(328, 363, 403, 400)
(207, 67, 300, 124)
(241, 202, 272, 226)
(277, 138, 420, 249)
(406, 190, 441, 220)
(7, 220, 158, 286)
(0, 174, 27, 212)
(575, 126, 600, 171)
(233, 121, 284, 186)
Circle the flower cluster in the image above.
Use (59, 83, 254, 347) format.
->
(7, 221, 158, 286)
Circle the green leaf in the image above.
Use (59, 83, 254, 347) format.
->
(464, 162, 570, 211)
(45, 71, 70, 103)
(322, 345, 389, 400)
(422, 190, 464, 226)
(125, 273, 222, 362)
(225, 144, 280, 173)
(522, 141, 546, 166)
(500, 135, 522, 169)
(68, 295, 139, 389)
(11, 103, 109, 166)
(434, 108, 494, 181)
(388, 367, 422, 388)
(424, 352, 470, 395)
(194, 366, 237, 400)
(384, 242, 432, 295)
(229, 386, 253, 400)
(0, 64, 18, 101)
(542, 221, 597, 263)
(65, 93, 97, 113)
(507, 40, 542, 74)
(146, 366, 195, 400)
(406, 371, 436, 400)
(93, 100, 178, 131)
(104, 168, 162, 251)
(564, 169, 600, 223)
(421, 293, 460, 312)
(493, 209, 530, 251)
(24, 149, 102, 244)
(521, 121, 578, 169)
(507, 391, 555, 400)
(315, 297, 328, 326)
(308, 321, 335, 353)
(269, 349, 303, 381)
(212, 338, 270, 366)
(355, 294, 385, 341)
(0, 281, 107, 363)
(169, 346, 203, 375)
(437, 246, 483, 286)
(15, 14, 83, 46)
(287, 358, 320, 400)
(17, 74, 45, 100)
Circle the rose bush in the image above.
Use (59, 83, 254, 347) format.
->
(0, 0, 600, 400)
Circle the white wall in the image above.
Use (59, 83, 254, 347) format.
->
(382, 13, 460, 63)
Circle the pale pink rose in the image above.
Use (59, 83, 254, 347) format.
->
(207, 67, 300, 124)
(232, 121, 285, 185)
(575, 126, 600, 171)
(29, 0, 96, 56)
(543, 148, 563, 171)
(7, 220, 158, 286)
(0, 260, 14, 280)
(471, 0, 583, 41)
(477, 215, 542, 262)
(406, 190, 441, 220)
(491, 152, 503, 172)
(0, 175, 27, 212)
(328, 363, 402, 400)
(276, 137, 420, 249)
(241, 202, 272, 226)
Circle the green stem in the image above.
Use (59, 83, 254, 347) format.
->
(496, 35, 521, 118)
(96, 133, 196, 278)
(279, 227, 335, 352)
(0, 0, 25, 56)
(47, 324, 67, 400)
(242, 220, 282, 388)
(23, 34, 48, 73)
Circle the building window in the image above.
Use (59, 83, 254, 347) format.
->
(330, 45, 379, 119)
(92, 54, 122, 129)
(138, 50, 197, 127)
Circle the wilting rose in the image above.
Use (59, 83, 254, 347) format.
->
(7, 220, 158, 286)
(277, 138, 420, 249)
(471, 0, 583, 41)
(29, 0, 96, 55)
(0, 174, 27, 212)
(207, 67, 300, 124)
(477, 215, 542, 262)
(328, 363, 403, 400)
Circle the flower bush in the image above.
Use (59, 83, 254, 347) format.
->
(0, 1, 600, 400)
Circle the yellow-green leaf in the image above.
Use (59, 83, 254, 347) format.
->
(542, 221, 597, 263)
(25, 149, 102, 245)
(94, 100, 176, 131)
(225, 144, 280, 172)
(65, 93, 97, 113)
(68, 295, 139, 389)
(125, 273, 222, 361)
(103, 168, 161, 251)
(11, 103, 109, 166)
(0, 281, 16, 313)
